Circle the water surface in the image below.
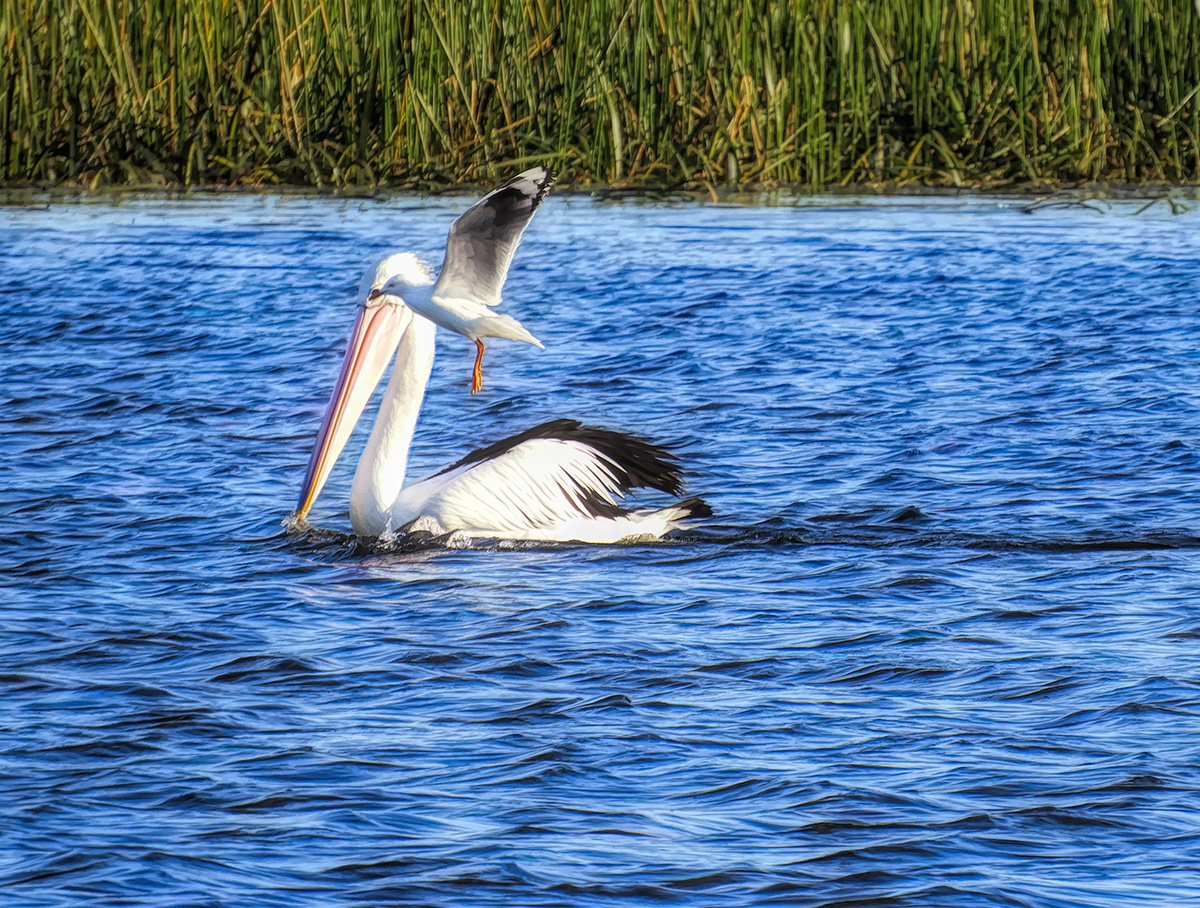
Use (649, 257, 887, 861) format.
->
(2, 193, 1199, 907)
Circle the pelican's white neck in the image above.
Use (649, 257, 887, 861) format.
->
(349, 311, 437, 535)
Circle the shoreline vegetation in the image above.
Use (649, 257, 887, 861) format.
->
(3, 1, 1199, 191)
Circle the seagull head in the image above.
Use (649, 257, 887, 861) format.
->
(362, 252, 435, 306)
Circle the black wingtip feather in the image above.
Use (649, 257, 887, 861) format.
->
(438, 418, 685, 499)
(486, 166, 556, 228)
(675, 497, 713, 520)
(508, 165, 555, 199)
(527, 167, 555, 215)
(548, 420, 684, 497)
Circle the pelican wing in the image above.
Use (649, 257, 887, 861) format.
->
(433, 166, 555, 309)
(394, 419, 684, 535)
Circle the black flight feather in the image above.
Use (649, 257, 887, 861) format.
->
(435, 418, 688, 506)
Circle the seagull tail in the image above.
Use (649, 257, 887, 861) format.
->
(482, 312, 544, 348)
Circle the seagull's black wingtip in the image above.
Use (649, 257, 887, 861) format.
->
(532, 166, 556, 207)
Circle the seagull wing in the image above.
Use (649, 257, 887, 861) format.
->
(433, 166, 555, 309)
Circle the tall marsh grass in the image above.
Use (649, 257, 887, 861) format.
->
(3, 0, 1199, 187)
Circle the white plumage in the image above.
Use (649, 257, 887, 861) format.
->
(294, 195, 710, 543)
(377, 166, 553, 394)
(389, 437, 703, 543)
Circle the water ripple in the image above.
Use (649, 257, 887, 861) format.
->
(2, 195, 1199, 907)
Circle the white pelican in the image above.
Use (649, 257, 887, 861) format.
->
(380, 166, 552, 394)
(293, 190, 710, 544)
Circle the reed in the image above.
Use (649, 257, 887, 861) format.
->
(3, 0, 1198, 188)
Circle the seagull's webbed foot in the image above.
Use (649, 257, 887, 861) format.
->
(470, 338, 485, 395)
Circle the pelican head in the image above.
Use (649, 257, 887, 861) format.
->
(295, 254, 435, 522)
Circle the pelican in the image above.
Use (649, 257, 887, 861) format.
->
(293, 190, 710, 544)
(382, 166, 552, 394)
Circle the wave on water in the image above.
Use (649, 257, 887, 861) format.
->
(281, 509, 1200, 558)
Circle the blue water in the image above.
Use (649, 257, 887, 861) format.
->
(3, 192, 1200, 907)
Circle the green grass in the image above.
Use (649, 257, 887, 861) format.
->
(3, 0, 1199, 188)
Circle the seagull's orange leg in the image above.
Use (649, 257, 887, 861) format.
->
(471, 339, 485, 395)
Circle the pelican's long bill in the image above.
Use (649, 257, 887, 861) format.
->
(295, 303, 412, 521)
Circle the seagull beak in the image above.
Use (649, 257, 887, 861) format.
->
(295, 303, 412, 521)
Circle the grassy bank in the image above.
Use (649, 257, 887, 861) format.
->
(3, 0, 1199, 189)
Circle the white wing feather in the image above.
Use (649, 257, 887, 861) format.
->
(432, 166, 554, 309)
(393, 439, 626, 534)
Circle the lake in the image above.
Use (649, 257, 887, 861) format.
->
(2, 191, 1199, 907)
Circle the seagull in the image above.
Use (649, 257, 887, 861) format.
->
(377, 166, 552, 394)
(293, 242, 710, 543)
